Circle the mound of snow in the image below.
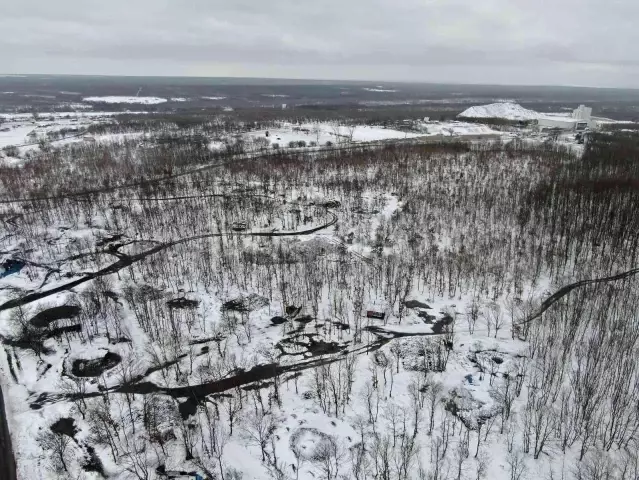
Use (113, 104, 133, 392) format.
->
(363, 87, 398, 93)
(458, 102, 540, 121)
(82, 96, 167, 105)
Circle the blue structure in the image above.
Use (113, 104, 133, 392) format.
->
(0, 259, 25, 278)
(465, 374, 474, 385)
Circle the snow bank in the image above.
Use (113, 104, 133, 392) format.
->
(458, 102, 540, 121)
(82, 96, 167, 105)
(363, 87, 398, 93)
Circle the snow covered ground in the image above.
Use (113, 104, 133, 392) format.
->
(0, 123, 636, 480)
(245, 123, 422, 147)
(363, 87, 398, 93)
(82, 96, 168, 105)
(245, 121, 500, 149)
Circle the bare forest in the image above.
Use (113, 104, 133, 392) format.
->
(1, 123, 639, 480)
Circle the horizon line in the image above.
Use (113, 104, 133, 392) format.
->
(1, 72, 637, 91)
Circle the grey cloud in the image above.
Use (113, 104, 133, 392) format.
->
(0, 0, 638, 87)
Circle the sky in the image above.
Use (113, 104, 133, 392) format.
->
(1, 0, 638, 88)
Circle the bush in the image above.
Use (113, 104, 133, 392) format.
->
(3, 145, 19, 157)
(297, 140, 306, 148)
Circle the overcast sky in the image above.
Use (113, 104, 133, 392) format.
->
(1, 0, 638, 88)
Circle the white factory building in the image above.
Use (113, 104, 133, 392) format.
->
(536, 105, 595, 131)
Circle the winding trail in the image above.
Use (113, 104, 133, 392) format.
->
(27, 263, 639, 411)
(0, 209, 336, 313)
(0, 143, 372, 205)
(0, 135, 495, 206)
(518, 267, 639, 326)
(31, 337, 388, 410)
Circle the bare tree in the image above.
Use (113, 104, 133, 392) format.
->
(242, 409, 276, 463)
(506, 450, 527, 480)
(38, 428, 72, 474)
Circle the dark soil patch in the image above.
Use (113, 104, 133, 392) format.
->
(242, 381, 274, 392)
(51, 417, 78, 439)
(277, 334, 345, 357)
(30, 305, 81, 328)
(96, 234, 123, 247)
(307, 338, 343, 355)
(405, 300, 431, 309)
(166, 298, 200, 309)
(82, 446, 105, 475)
(4, 351, 17, 382)
(157, 465, 200, 478)
(44, 324, 82, 339)
(103, 290, 119, 302)
(271, 316, 288, 325)
(418, 311, 436, 323)
(72, 352, 122, 377)
(222, 294, 269, 312)
(432, 314, 454, 334)
(332, 321, 350, 330)
(2, 337, 53, 356)
(189, 336, 220, 346)
(136, 284, 165, 301)
(178, 397, 198, 420)
(492, 356, 504, 364)
(294, 315, 314, 324)
(109, 337, 132, 344)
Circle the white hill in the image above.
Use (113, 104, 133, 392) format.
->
(458, 102, 540, 121)
(83, 96, 167, 104)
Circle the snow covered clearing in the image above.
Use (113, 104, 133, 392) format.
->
(245, 122, 423, 147)
(244, 121, 499, 150)
(363, 87, 398, 93)
(83, 96, 168, 105)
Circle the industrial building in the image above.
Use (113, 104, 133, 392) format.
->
(536, 105, 596, 131)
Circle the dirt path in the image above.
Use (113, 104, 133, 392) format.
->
(31, 337, 388, 411)
(0, 209, 336, 313)
(519, 267, 639, 326)
(0, 385, 17, 480)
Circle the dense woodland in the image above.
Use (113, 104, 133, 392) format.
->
(1, 128, 639, 479)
